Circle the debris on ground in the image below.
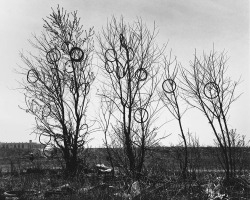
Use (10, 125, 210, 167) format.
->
(44, 183, 75, 198)
(3, 190, 40, 200)
(130, 181, 141, 198)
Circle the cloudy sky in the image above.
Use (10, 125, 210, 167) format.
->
(0, 0, 249, 146)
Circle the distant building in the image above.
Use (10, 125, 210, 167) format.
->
(0, 140, 44, 150)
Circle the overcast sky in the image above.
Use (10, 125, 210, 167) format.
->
(0, 0, 249, 146)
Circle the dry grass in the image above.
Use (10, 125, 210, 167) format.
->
(0, 168, 249, 199)
(0, 147, 250, 199)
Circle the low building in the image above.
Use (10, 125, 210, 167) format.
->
(0, 140, 44, 150)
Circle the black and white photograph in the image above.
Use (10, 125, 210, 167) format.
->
(0, 0, 249, 199)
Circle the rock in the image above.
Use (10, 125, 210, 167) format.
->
(130, 181, 140, 198)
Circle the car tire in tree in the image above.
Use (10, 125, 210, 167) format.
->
(105, 49, 117, 63)
(69, 47, 84, 62)
(135, 68, 147, 81)
(46, 48, 61, 64)
(39, 133, 51, 146)
(134, 108, 149, 123)
(27, 69, 39, 84)
(162, 79, 177, 94)
(203, 82, 220, 99)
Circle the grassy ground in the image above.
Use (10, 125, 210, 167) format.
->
(0, 169, 249, 199)
(0, 147, 249, 199)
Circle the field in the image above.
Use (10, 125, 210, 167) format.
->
(0, 147, 249, 199)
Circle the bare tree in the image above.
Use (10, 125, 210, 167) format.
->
(159, 52, 188, 179)
(180, 48, 241, 180)
(19, 6, 95, 176)
(97, 17, 165, 180)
